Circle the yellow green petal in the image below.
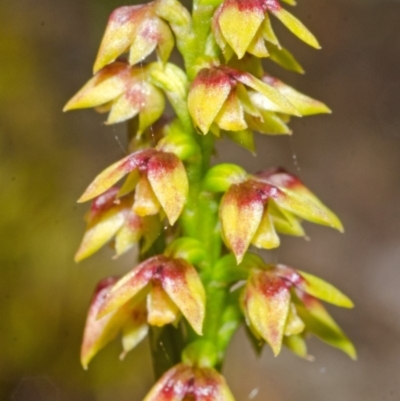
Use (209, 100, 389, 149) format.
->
(299, 271, 354, 308)
(218, 0, 264, 59)
(272, 8, 320, 49)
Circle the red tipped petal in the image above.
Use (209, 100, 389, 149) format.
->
(79, 149, 155, 203)
(217, 0, 265, 59)
(193, 367, 236, 401)
(147, 152, 188, 225)
(98, 256, 165, 317)
(143, 364, 193, 401)
(188, 68, 234, 134)
(161, 259, 206, 335)
(81, 278, 121, 368)
(93, 5, 153, 73)
(64, 63, 129, 111)
(220, 182, 265, 263)
(243, 270, 291, 356)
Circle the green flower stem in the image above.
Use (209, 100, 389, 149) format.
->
(202, 281, 228, 348)
(137, 4, 234, 376)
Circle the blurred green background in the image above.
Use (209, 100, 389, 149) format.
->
(1, 0, 400, 400)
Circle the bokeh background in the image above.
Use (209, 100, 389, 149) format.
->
(1, 0, 400, 399)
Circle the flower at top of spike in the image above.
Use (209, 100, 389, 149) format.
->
(78, 148, 189, 226)
(203, 164, 343, 263)
(74, 187, 161, 262)
(93, 3, 174, 73)
(188, 65, 299, 135)
(98, 255, 206, 335)
(240, 261, 355, 358)
(64, 62, 164, 133)
(213, 0, 320, 60)
(81, 277, 148, 369)
(142, 363, 235, 401)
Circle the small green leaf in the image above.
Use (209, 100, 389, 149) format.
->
(156, 121, 200, 160)
(203, 163, 247, 192)
(213, 253, 266, 283)
(165, 237, 209, 268)
(182, 340, 218, 368)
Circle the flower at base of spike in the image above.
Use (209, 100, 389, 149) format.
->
(142, 363, 235, 401)
(74, 187, 161, 262)
(241, 261, 355, 357)
(98, 255, 206, 335)
(93, 4, 174, 73)
(209, 165, 342, 262)
(78, 148, 189, 226)
(81, 277, 148, 369)
(213, 0, 320, 60)
(64, 62, 164, 133)
(188, 65, 299, 135)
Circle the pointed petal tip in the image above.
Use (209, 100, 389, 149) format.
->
(193, 325, 203, 336)
(93, 62, 103, 75)
(80, 354, 90, 370)
(344, 342, 357, 360)
(63, 99, 77, 112)
(74, 253, 84, 263)
(233, 251, 244, 265)
(77, 195, 90, 204)
(333, 218, 345, 233)
(272, 345, 282, 357)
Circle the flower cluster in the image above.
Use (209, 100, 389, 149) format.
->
(65, 0, 354, 399)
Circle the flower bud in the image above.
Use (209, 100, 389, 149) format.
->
(98, 255, 206, 334)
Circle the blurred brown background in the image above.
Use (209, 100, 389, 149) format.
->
(1, 0, 400, 400)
